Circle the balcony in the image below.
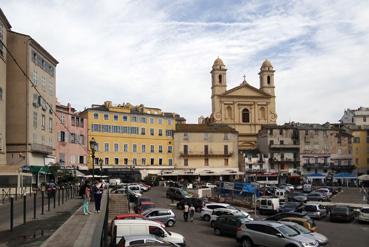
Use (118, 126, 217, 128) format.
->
(31, 143, 53, 155)
(180, 151, 233, 158)
(270, 158, 300, 164)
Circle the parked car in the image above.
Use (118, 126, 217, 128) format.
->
(116, 234, 178, 247)
(110, 214, 147, 236)
(135, 197, 152, 207)
(166, 187, 192, 201)
(142, 208, 176, 227)
(287, 192, 307, 203)
(265, 211, 315, 225)
(304, 203, 328, 220)
(210, 208, 253, 227)
(256, 197, 280, 215)
(280, 221, 329, 246)
(128, 185, 144, 194)
(307, 191, 328, 201)
(111, 220, 185, 246)
(136, 201, 156, 214)
(112, 188, 128, 195)
(279, 202, 304, 213)
(236, 220, 319, 247)
(358, 207, 369, 223)
(213, 215, 252, 237)
(205, 182, 217, 189)
(303, 183, 313, 193)
(200, 203, 231, 221)
(330, 206, 355, 222)
(281, 217, 317, 232)
(176, 198, 205, 212)
(315, 188, 332, 198)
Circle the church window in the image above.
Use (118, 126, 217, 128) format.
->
(226, 106, 232, 119)
(218, 74, 222, 84)
(267, 76, 271, 85)
(242, 109, 250, 123)
(259, 107, 266, 120)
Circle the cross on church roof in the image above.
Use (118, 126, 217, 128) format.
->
(243, 75, 246, 81)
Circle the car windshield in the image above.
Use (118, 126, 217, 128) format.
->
(277, 225, 299, 237)
(287, 223, 310, 234)
(361, 208, 369, 213)
(226, 205, 238, 210)
(333, 207, 348, 213)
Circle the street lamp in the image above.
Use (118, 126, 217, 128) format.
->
(89, 137, 97, 180)
(99, 158, 103, 178)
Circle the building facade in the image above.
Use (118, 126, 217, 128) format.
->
(81, 101, 185, 178)
(173, 124, 240, 180)
(208, 57, 277, 151)
(6, 30, 58, 170)
(55, 102, 87, 169)
(0, 9, 11, 166)
(340, 107, 369, 126)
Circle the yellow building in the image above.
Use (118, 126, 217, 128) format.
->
(81, 101, 185, 177)
(352, 128, 369, 174)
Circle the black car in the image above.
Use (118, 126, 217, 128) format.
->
(279, 202, 304, 213)
(288, 192, 307, 203)
(330, 206, 355, 222)
(166, 187, 191, 201)
(176, 198, 205, 212)
(213, 215, 250, 237)
(266, 211, 310, 221)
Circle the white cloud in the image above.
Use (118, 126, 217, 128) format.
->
(1, 0, 369, 124)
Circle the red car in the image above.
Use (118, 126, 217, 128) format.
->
(135, 201, 155, 214)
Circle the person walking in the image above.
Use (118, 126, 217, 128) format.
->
(183, 203, 189, 222)
(93, 179, 104, 213)
(189, 204, 195, 222)
(82, 181, 91, 215)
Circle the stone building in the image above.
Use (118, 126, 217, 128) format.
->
(55, 102, 88, 169)
(0, 9, 11, 166)
(340, 107, 369, 126)
(208, 57, 277, 151)
(173, 124, 241, 181)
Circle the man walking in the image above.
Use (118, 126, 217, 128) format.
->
(183, 203, 189, 222)
(189, 204, 195, 222)
(93, 179, 104, 213)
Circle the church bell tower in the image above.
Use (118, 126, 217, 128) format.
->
(211, 57, 227, 121)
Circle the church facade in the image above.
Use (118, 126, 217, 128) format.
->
(209, 57, 277, 151)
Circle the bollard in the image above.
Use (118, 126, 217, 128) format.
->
(53, 193, 56, 208)
(23, 194, 27, 224)
(41, 191, 44, 215)
(33, 193, 37, 219)
(48, 194, 50, 211)
(58, 188, 60, 206)
(10, 197, 14, 231)
(62, 188, 64, 204)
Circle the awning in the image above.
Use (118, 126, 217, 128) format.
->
(358, 174, 369, 181)
(306, 172, 326, 179)
(28, 165, 51, 174)
(334, 172, 357, 179)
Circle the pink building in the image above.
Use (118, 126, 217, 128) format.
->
(55, 102, 88, 168)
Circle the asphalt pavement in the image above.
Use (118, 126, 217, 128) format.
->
(145, 186, 369, 247)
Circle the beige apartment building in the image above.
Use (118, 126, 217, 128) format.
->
(6, 30, 58, 171)
(0, 9, 11, 166)
(173, 124, 241, 181)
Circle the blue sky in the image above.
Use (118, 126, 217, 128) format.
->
(1, 0, 369, 123)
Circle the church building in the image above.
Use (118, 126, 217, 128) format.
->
(208, 57, 277, 151)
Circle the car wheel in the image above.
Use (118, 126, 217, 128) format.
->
(242, 238, 253, 247)
(214, 228, 221, 236)
(166, 220, 175, 227)
(203, 214, 210, 222)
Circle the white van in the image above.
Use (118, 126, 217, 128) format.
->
(112, 219, 186, 246)
(256, 197, 280, 214)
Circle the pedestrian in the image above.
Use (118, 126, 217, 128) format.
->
(82, 181, 91, 215)
(183, 203, 189, 222)
(189, 204, 195, 222)
(93, 179, 104, 213)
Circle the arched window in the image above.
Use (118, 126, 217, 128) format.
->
(260, 107, 266, 120)
(218, 74, 222, 84)
(267, 76, 271, 85)
(226, 106, 232, 119)
(242, 108, 250, 123)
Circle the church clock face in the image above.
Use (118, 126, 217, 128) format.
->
(215, 112, 222, 120)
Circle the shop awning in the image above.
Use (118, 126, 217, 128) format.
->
(334, 172, 357, 179)
(306, 172, 326, 178)
(358, 174, 369, 181)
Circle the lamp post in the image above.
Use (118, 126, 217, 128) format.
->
(99, 158, 103, 178)
(89, 137, 97, 181)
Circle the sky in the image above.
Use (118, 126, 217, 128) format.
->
(1, 0, 369, 124)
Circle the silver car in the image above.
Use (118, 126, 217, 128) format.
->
(236, 220, 319, 247)
(142, 208, 176, 227)
(118, 234, 178, 246)
(280, 221, 328, 246)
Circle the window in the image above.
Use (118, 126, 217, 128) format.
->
(158, 118, 163, 124)
(49, 118, 53, 132)
(133, 144, 137, 152)
(79, 135, 85, 145)
(114, 114, 118, 121)
(104, 143, 109, 152)
(123, 144, 128, 152)
(184, 132, 189, 140)
(60, 131, 65, 142)
(150, 117, 154, 124)
(133, 158, 137, 166)
(158, 129, 163, 136)
(159, 145, 163, 153)
(41, 114, 45, 130)
(104, 113, 109, 120)
(184, 145, 188, 156)
(226, 106, 232, 119)
(168, 158, 173, 166)
(279, 129, 283, 135)
(33, 112, 38, 128)
(242, 109, 250, 123)
(269, 140, 274, 145)
(184, 158, 188, 166)
(168, 146, 172, 153)
(281, 153, 285, 160)
(71, 116, 76, 126)
(113, 158, 118, 165)
(79, 156, 84, 164)
(224, 133, 229, 140)
(114, 143, 119, 152)
(131, 116, 137, 122)
(219, 74, 222, 84)
(150, 128, 154, 136)
(204, 133, 208, 140)
(150, 158, 155, 165)
(224, 145, 228, 155)
(364, 117, 367, 122)
(142, 144, 146, 153)
(225, 158, 229, 166)
(94, 113, 99, 119)
(204, 145, 209, 155)
(168, 119, 172, 125)
(159, 158, 163, 166)
(124, 158, 128, 166)
(105, 157, 109, 165)
(122, 115, 128, 121)
(141, 128, 146, 135)
(267, 75, 271, 85)
(166, 130, 173, 137)
(280, 140, 284, 145)
(70, 134, 76, 143)
(260, 106, 266, 120)
(269, 129, 273, 135)
(150, 145, 155, 153)
(204, 158, 209, 166)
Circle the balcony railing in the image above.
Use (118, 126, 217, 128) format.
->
(270, 144, 299, 149)
(180, 151, 233, 158)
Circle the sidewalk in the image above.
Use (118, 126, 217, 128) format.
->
(0, 197, 82, 247)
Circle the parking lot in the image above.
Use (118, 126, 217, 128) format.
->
(143, 186, 369, 247)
